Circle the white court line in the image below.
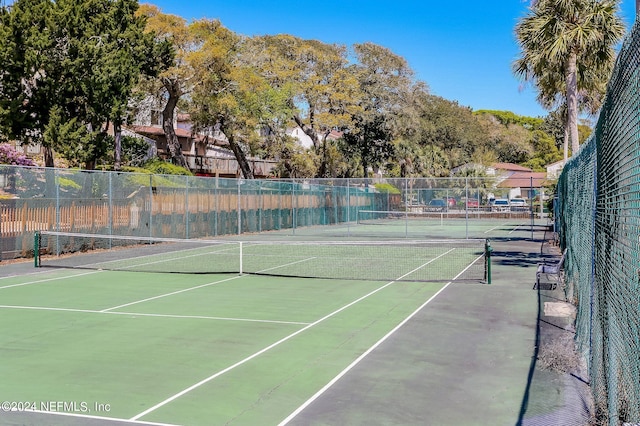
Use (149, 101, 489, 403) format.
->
(0, 304, 309, 325)
(129, 250, 454, 422)
(12, 408, 178, 426)
(508, 222, 527, 235)
(76, 243, 238, 270)
(278, 253, 479, 425)
(0, 305, 99, 314)
(483, 225, 503, 234)
(100, 256, 318, 313)
(99, 275, 243, 312)
(0, 267, 61, 280)
(253, 256, 316, 273)
(0, 270, 101, 290)
(109, 311, 310, 325)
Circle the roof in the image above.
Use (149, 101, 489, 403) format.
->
(130, 125, 191, 139)
(129, 125, 219, 145)
(492, 162, 532, 172)
(497, 172, 548, 188)
(327, 130, 343, 140)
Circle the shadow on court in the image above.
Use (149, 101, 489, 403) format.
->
(0, 227, 591, 426)
(286, 229, 591, 426)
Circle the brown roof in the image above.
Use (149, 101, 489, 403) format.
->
(130, 125, 192, 139)
(492, 162, 532, 172)
(497, 172, 547, 188)
(327, 130, 343, 140)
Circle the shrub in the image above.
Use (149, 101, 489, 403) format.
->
(143, 159, 192, 176)
(374, 183, 401, 194)
(0, 144, 35, 166)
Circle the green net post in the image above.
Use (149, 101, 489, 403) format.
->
(485, 239, 493, 284)
(34, 231, 40, 267)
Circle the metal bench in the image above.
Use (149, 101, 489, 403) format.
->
(534, 248, 567, 290)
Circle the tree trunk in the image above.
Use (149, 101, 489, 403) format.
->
(114, 122, 122, 171)
(220, 120, 254, 179)
(162, 79, 189, 169)
(43, 146, 54, 168)
(317, 131, 331, 178)
(563, 121, 569, 162)
(565, 52, 579, 156)
(293, 114, 320, 152)
(361, 134, 370, 186)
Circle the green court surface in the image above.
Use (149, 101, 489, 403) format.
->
(0, 220, 559, 426)
(0, 262, 448, 425)
(257, 216, 544, 241)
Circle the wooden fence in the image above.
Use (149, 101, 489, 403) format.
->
(0, 190, 375, 260)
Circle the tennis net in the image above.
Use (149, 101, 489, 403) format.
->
(34, 231, 489, 283)
(357, 209, 444, 225)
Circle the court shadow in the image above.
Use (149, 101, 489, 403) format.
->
(516, 281, 593, 425)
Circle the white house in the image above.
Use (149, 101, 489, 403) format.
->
(546, 159, 566, 179)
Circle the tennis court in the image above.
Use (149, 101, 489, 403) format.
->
(0, 220, 546, 426)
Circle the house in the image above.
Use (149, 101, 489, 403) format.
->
(129, 112, 277, 178)
(489, 162, 533, 176)
(450, 162, 532, 177)
(287, 128, 344, 150)
(546, 159, 566, 179)
(451, 162, 549, 200)
(497, 171, 548, 200)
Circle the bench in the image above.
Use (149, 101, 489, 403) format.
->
(534, 248, 567, 290)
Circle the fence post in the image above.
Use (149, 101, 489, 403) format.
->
(34, 231, 39, 267)
(185, 175, 190, 239)
(149, 174, 153, 238)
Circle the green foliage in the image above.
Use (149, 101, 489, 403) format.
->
(414, 95, 488, 170)
(474, 110, 544, 129)
(44, 106, 111, 168)
(0, 0, 170, 169)
(143, 159, 192, 176)
(121, 136, 152, 167)
(513, 0, 624, 154)
(522, 130, 562, 171)
(56, 176, 82, 190)
(2, 1, 571, 177)
(374, 183, 401, 194)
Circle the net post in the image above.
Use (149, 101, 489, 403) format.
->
(239, 241, 243, 275)
(34, 231, 40, 267)
(485, 239, 493, 284)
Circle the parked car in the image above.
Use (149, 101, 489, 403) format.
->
(466, 198, 479, 208)
(510, 198, 529, 211)
(427, 198, 447, 212)
(491, 198, 510, 212)
(446, 197, 457, 208)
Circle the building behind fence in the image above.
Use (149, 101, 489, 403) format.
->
(557, 20, 640, 426)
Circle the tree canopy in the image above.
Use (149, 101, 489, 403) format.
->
(0, 1, 582, 178)
(0, 0, 169, 169)
(513, 0, 624, 159)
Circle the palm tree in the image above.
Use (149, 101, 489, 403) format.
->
(513, 0, 625, 159)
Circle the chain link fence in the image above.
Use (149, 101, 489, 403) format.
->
(556, 20, 640, 426)
(0, 165, 548, 260)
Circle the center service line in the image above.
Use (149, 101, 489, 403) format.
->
(130, 251, 454, 421)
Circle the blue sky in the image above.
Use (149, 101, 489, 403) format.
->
(143, 0, 637, 119)
(3, 0, 637, 118)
